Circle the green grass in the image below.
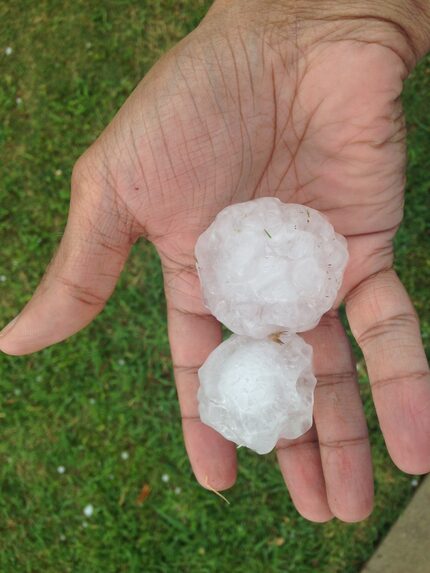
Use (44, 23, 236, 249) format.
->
(0, 2, 429, 571)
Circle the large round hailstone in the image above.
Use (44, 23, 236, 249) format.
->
(198, 333, 316, 455)
(195, 198, 348, 338)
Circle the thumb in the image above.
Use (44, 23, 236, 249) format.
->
(0, 150, 139, 355)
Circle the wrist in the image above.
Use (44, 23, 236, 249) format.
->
(209, 0, 430, 67)
(397, 1, 430, 57)
(292, 1, 430, 63)
(359, 1, 430, 59)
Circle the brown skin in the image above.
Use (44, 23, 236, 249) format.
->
(1, 0, 429, 522)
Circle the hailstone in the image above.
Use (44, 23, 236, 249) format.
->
(195, 197, 348, 338)
(198, 333, 316, 454)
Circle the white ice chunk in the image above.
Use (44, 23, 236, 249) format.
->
(198, 334, 316, 454)
(195, 198, 348, 337)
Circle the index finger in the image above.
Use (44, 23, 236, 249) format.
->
(162, 258, 237, 491)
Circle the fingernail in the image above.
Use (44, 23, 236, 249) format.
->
(0, 315, 19, 338)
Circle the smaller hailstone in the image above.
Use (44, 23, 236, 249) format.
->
(5, 47, 13, 56)
(121, 451, 129, 460)
(195, 198, 348, 337)
(198, 333, 316, 454)
(0, 275, 6, 282)
(57, 465, 66, 474)
(83, 504, 94, 517)
(174, 486, 181, 495)
(161, 473, 170, 483)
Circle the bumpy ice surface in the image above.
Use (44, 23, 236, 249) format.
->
(198, 334, 317, 454)
(195, 198, 348, 337)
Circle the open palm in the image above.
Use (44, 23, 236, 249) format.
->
(1, 5, 429, 522)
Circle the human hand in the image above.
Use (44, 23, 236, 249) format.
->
(1, 0, 429, 522)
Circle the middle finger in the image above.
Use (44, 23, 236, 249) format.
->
(302, 311, 374, 522)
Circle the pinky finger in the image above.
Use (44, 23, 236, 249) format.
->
(346, 269, 430, 474)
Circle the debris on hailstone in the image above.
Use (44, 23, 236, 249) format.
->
(195, 198, 348, 338)
(195, 199, 348, 454)
(198, 333, 316, 454)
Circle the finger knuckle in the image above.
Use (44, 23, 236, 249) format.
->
(56, 274, 107, 308)
(356, 312, 418, 349)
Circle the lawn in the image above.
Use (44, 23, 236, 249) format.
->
(0, 2, 429, 572)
